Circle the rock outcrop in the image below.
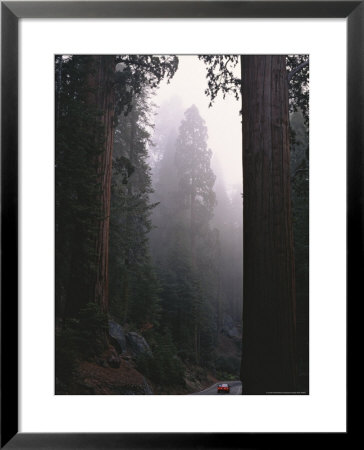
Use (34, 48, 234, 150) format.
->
(108, 320, 152, 357)
(126, 332, 152, 356)
(108, 319, 127, 353)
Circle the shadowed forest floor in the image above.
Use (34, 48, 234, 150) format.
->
(56, 328, 241, 395)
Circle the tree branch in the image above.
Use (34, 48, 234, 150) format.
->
(288, 60, 309, 81)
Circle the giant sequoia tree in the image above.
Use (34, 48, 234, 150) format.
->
(241, 56, 296, 394)
(149, 104, 218, 366)
(175, 105, 216, 255)
(174, 105, 217, 363)
(200, 54, 309, 394)
(85, 56, 116, 314)
(56, 55, 178, 320)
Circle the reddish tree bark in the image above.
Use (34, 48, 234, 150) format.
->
(241, 55, 297, 394)
(86, 56, 116, 314)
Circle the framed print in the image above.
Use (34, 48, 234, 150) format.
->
(1, 1, 356, 448)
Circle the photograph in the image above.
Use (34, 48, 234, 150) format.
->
(55, 54, 309, 396)
(0, 0, 355, 444)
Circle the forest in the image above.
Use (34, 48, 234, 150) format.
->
(55, 55, 309, 395)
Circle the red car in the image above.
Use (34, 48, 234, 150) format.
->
(217, 383, 230, 394)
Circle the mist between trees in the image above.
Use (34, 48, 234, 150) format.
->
(55, 55, 308, 395)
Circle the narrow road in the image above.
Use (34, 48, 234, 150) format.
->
(192, 381, 242, 395)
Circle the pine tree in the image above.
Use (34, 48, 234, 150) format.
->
(151, 105, 218, 365)
(174, 105, 216, 255)
(174, 105, 217, 364)
(56, 55, 178, 321)
(55, 56, 105, 318)
(109, 90, 161, 329)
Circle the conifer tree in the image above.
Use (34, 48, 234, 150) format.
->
(174, 105, 216, 255)
(109, 90, 160, 328)
(55, 55, 178, 321)
(199, 55, 309, 393)
(152, 105, 218, 365)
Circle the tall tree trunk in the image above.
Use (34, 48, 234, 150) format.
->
(240, 55, 297, 394)
(86, 55, 116, 314)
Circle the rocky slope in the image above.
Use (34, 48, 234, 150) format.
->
(56, 316, 242, 395)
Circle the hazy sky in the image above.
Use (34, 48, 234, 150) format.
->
(154, 55, 242, 193)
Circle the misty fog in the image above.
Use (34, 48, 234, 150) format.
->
(151, 55, 242, 194)
(56, 54, 308, 395)
(149, 56, 243, 319)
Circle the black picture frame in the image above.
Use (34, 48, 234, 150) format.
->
(1, 1, 356, 448)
